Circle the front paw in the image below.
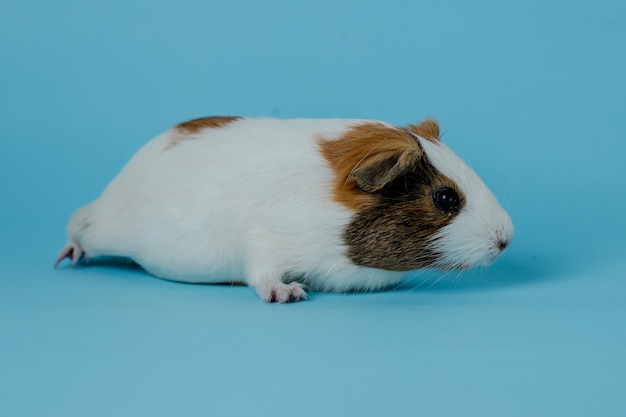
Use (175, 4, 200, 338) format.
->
(255, 280, 308, 303)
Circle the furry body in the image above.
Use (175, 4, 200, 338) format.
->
(57, 117, 513, 302)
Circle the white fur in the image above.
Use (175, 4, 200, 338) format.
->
(62, 117, 512, 301)
(64, 118, 407, 299)
(416, 136, 514, 269)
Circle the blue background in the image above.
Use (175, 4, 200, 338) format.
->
(1, 0, 625, 416)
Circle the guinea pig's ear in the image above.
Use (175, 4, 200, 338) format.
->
(352, 143, 423, 193)
(319, 123, 425, 196)
(408, 119, 440, 142)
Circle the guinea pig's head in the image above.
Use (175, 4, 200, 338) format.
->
(319, 119, 514, 272)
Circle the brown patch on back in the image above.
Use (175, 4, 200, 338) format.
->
(176, 116, 241, 134)
(408, 119, 440, 142)
(318, 122, 424, 211)
(167, 116, 241, 148)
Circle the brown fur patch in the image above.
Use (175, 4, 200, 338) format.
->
(176, 116, 241, 134)
(167, 116, 241, 148)
(319, 119, 466, 271)
(318, 122, 424, 211)
(342, 156, 465, 271)
(408, 119, 440, 142)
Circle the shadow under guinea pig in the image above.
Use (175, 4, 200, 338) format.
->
(63, 257, 244, 287)
(66, 251, 558, 296)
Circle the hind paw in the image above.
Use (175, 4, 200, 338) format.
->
(54, 241, 85, 268)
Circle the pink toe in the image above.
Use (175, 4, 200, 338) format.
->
(71, 247, 83, 267)
(54, 247, 73, 268)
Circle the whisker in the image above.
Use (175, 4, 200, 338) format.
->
(451, 270, 464, 288)
(392, 270, 425, 291)
(426, 271, 450, 289)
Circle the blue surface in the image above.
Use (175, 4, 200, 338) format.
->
(1, 0, 625, 416)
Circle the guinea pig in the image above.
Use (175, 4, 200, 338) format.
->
(56, 116, 514, 302)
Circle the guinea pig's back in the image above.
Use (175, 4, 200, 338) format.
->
(83, 117, 358, 283)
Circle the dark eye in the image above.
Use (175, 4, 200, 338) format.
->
(433, 188, 460, 212)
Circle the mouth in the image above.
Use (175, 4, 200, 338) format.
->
(433, 252, 500, 271)
(426, 238, 507, 272)
(486, 247, 508, 265)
